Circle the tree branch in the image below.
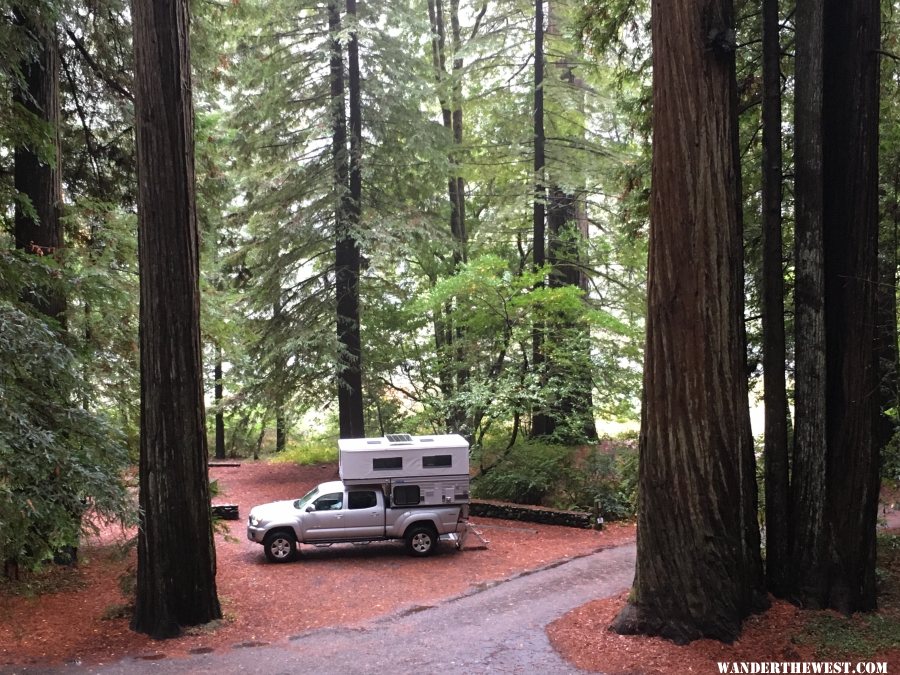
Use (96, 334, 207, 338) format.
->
(64, 27, 133, 101)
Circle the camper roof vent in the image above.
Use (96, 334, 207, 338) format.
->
(386, 433, 413, 443)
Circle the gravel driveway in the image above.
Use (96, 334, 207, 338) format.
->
(7, 543, 636, 675)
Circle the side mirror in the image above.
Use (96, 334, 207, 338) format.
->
(306, 505, 315, 513)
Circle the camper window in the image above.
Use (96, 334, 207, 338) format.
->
(373, 457, 403, 471)
(393, 485, 421, 506)
(423, 454, 453, 468)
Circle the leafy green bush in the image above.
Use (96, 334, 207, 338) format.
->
(472, 436, 639, 519)
(559, 440, 638, 519)
(0, 301, 133, 574)
(270, 438, 338, 465)
(473, 442, 571, 505)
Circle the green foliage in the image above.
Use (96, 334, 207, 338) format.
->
(473, 441, 572, 506)
(797, 614, 900, 659)
(404, 254, 640, 441)
(796, 533, 900, 657)
(563, 443, 638, 520)
(0, 293, 133, 571)
(270, 438, 338, 466)
(472, 436, 638, 518)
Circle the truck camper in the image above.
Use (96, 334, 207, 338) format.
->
(247, 434, 471, 562)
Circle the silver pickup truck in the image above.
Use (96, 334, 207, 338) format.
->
(247, 479, 469, 563)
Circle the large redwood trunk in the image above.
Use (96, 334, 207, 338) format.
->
(611, 0, 765, 643)
(790, 0, 829, 606)
(332, 1, 365, 439)
(789, 0, 881, 613)
(821, 0, 881, 613)
(130, 0, 222, 638)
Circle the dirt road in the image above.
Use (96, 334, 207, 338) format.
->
(5, 543, 636, 675)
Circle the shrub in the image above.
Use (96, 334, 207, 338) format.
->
(0, 302, 133, 575)
(270, 438, 338, 465)
(472, 442, 571, 506)
(472, 436, 639, 519)
(560, 445, 638, 519)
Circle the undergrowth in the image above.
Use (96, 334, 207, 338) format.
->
(472, 435, 638, 518)
(796, 533, 900, 658)
(269, 438, 337, 465)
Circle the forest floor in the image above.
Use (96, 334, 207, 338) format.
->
(549, 484, 900, 673)
(1, 464, 899, 673)
(0, 460, 632, 668)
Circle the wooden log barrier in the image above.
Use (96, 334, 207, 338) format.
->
(469, 500, 592, 529)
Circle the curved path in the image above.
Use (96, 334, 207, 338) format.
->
(9, 543, 635, 675)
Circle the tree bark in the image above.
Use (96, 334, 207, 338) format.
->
(13, 8, 65, 322)
(543, 1, 598, 443)
(611, 0, 765, 643)
(427, 0, 470, 434)
(130, 0, 222, 638)
(790, 0, 829, 607)
(531, 0, 549, 439)
(332, 1, 365, 439)
(760, 0, 790, 597)
(790, 0, 881, 613)
(214, 347, 225, 460)
(821, 0, 881, 613)
(876, 158, 900, 449)
(275, 410, 287, 453)
(546, 188, 597, 442)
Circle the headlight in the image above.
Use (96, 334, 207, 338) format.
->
(249, 515, 259, 526)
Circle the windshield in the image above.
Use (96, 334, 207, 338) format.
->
(293, 486, 320, 510)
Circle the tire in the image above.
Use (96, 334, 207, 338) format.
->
(263, 530, 298, 563)
(405, 524, 438, 557)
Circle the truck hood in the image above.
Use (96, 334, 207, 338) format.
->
(249, 499, 300, 523)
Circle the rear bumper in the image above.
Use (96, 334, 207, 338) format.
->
(439, 523, 469, 549)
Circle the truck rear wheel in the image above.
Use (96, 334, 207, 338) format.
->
(263, 530, 298, 563)
(405, 524, 438, 557)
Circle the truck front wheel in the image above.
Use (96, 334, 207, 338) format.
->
(263, 530, 298, 563)
(405, 524, 438, 557)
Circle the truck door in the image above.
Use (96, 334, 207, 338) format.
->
(302, 491, 345, 540)
(343, 489, 384, 538)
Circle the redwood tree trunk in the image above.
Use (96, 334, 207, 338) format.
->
(821, 0, 881, 613)
(332, 1, 365, 439)
(611, 0, 765, 643)
(531, 0, 549, 439)
(760, 0, 790, 597)
(13, 8, 65, 322)
(547, 189, 597, 443)
(275, 410, 287, 453)
(790, 0, 829, 607)
(544, 1, 598, 444)
(214, 347, 225, 460)
(790, 0, 882, 613)
(130, 0, 222, 638)
(427, 0, 470, 434)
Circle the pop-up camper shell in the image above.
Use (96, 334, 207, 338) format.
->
(337, 434, 470, 506)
